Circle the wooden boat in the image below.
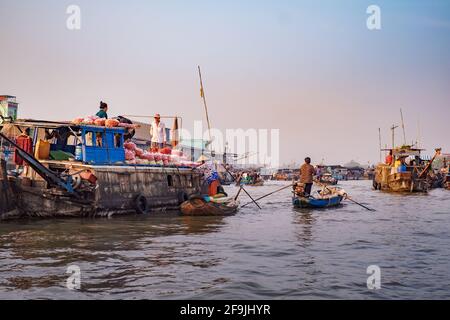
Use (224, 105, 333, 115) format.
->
(180, 196, 239, 216)
(318, 173, 338, 185)
(293, 194, 343, 209)
(240, 180, 264, 187)
(292, 185, 345, 209)
(373, 146, 431, 193)
(0, 120, 202, 219)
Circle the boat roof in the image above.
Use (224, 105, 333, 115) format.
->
(13, 119, 74, 129)
(382, 147, 424, 157)
(11, 119, 125, 132)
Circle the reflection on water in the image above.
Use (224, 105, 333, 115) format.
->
(1, 180, 450, 299)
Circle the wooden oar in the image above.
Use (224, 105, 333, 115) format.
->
(241, 183, 294, 208)
(314, 180, 376, 212)
(234, 186, 243, 201)
(224, 166, 261, 209)
(345, 196, 376, 212)
(241, 186, 262, 209)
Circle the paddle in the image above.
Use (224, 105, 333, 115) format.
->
(314, 180, 376, 212)
(241, 183, 294, 208)
(234, 186, 243, 201)
(241, 186, 262, 209)
(345, 196, 376, 212)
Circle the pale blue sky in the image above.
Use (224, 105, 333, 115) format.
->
(1, 0, 449, 165)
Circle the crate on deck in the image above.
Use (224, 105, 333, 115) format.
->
(77, 126, 125, 164)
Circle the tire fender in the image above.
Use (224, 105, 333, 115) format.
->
(135, 194, 148, 214)
(178, 191, 189, 204)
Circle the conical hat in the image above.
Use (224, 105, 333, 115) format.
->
(0, 124, 22, 138)
(197, 155, 210, 162)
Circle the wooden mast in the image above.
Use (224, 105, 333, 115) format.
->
(400, 108, 407, 146)
(198, 66, 213, 155)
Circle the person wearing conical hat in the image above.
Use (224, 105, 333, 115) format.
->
(150, 113, 166, 150)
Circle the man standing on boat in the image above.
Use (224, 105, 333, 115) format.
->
(149, 113, 166, 149)
(300, 157, 316, 196)
(96, 101, 108, 119)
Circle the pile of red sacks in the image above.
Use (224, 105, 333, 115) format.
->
(123, 141, 198, 167)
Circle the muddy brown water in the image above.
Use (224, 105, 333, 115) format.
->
(1, 180, 449, 299)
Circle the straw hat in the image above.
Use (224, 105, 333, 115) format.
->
(0, 124, 22, 138)
(197, 155, 209, 162)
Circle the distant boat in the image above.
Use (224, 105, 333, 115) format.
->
(318, 173, 338, 185)
(240, 179, 264, 187)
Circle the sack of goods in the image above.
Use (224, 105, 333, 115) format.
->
(159, 147, 172, 155)
(125, 149, 136, 161)
(105, 119, 120, 128)
(122, 140, 197, 167)
(135, 148, 144, 157)
(94, 118, 106, 126)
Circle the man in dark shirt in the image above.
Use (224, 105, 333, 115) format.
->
(300, 157, 316, 196)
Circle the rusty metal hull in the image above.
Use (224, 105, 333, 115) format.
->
(2, 163, 202, 219)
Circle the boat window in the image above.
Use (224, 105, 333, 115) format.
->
(186, 175, 193, 187)
(114, 134, 122, 148)
(67, 134, 77, 146)
(167, 175, 174, 187)
(95, 132, 104, 147)
(85, 131, 94, 147)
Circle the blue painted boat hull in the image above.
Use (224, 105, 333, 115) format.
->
(293, 195, 343, 209)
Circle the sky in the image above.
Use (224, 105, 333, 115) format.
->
(0, 0, 449, 166)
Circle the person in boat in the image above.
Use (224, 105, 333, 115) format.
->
(96, 101, 108, 119)
(396, 156, 408, 173)
(299, 157, 316, 196)
(14, 128, 33, 171)
(149, 113, 166, 150)
(196, 156, 222, 197)
(385, 150, 393, 165)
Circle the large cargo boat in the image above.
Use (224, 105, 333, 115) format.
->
(373, 146, 432, 193)
(0, 119, 202, 219)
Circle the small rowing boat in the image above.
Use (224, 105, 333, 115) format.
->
(292, 184, 346, 209)
(293, 194, 344, 209)
(241, 180, 264, 187)
(180, 196, 239, 216)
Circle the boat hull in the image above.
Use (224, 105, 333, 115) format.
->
(180, 198, 239, 216)
(292, 195, 343, 209)
(3, 163, 202, 219)
(374, 165, 428, 192)
(240, 181, 264, 187)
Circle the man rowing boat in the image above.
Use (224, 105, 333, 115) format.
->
(299, 157, 316, 196)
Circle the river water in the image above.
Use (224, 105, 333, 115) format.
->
(0, 180, 449, 299)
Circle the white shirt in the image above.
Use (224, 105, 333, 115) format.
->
(150, 120, 166, 143)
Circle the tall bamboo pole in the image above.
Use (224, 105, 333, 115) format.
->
(198, 66, 213, 153)
(400, 108, 407, 146)
(378, 128, 382, 163)
(391, 125, 398, 150)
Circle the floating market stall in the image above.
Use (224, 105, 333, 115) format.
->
(0, 118, 202, 219)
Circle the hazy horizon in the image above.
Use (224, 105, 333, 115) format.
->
(1, 0, 449, 166)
